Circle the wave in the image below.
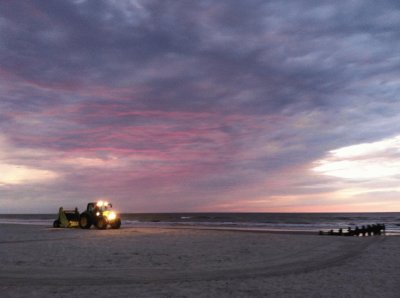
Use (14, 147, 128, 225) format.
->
(0, 218, 52, 226)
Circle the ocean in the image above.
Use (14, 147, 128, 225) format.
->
(0, 212, 399, 234)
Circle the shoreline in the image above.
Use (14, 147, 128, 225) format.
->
(2, 221, 399, 237)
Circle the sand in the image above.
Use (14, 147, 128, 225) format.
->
(0, 224, 399, 297)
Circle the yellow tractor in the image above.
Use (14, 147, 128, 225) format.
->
(53, 201, 121, 229)
(79, 201, 121, 229)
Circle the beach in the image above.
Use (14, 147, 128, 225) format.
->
(1, 224, 398, 297)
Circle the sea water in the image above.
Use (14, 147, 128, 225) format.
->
(0, 212, 399, 234)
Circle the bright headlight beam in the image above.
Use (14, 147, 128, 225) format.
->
(108, 212, 116, 220)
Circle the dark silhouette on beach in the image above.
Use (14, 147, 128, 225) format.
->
(319, 223, 386, 236)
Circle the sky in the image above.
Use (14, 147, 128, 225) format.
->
(1, 1, 400, 213)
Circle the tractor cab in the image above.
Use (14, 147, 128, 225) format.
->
(87, 201, 112, 213)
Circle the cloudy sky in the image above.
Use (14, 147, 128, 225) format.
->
(1, 0, 400, 213)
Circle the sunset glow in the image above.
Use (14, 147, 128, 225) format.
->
(313, 135, 400, 180)
(0, 163, 58, 186)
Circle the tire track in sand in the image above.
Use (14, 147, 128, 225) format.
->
(0, 236, 384, 285)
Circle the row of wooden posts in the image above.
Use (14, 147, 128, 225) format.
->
(319, 223, 386, 236)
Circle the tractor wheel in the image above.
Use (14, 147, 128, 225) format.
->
(111, 218, 121, 229)
(53, 220, 60, 228)
(79, 214, 92, 229)
(95, 217, 107, 230)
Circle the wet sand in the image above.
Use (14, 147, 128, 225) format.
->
(0, 224, 398, 297)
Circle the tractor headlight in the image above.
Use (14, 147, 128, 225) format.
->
(107, 212, 116, 221)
